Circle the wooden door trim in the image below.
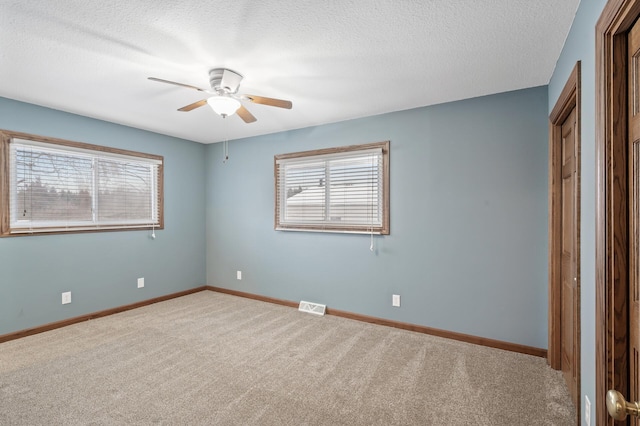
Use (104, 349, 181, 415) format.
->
(596, 1, 640, 424)
(548, 62, 581, 417)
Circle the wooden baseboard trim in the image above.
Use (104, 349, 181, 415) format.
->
(207, 286, 547, 358)
(208, 286, 299, 309)
(326, 307, 547, 357)
(0, 286, 208, 344)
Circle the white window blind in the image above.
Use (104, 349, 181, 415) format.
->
(275, 141, 389, 234)
(7, 138, 162, 234)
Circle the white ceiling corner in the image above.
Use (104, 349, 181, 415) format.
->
(0, 0, 579, 144)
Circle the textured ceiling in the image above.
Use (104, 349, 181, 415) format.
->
(0, 0, 579, 144)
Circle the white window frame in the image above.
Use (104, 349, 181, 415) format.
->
(274, 141, 389, 235)
(0, 130, 164, 236)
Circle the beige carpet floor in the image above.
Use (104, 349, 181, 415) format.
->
(0, 291, 575, 425)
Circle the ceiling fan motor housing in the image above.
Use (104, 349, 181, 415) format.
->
(209, 68, 243, 94)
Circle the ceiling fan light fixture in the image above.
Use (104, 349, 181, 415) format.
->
(207, 96, 241, 117)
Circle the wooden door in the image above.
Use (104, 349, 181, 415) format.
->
(548, 62, 580, 423)
(561, 106, 579, 409)
(629, 17, 640, 426)
(595, 1, 640, 425)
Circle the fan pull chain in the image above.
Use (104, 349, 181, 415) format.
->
(223, 116, 230, 163)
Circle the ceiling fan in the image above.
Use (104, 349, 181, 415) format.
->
(148, 68, 292, 123)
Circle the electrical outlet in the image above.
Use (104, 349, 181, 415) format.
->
(392, 294, 400, 307)
(137, 277, 144, 288)
(61, 291, 71, 305)
(237, 271, 242, 280)
(585, 395, 591, 426)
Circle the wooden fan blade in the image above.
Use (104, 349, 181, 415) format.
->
(236, 105, 257, 123)
(178, 99, 208, 112)
(243, 95, 292, 109)
(148, 77, 205, 92)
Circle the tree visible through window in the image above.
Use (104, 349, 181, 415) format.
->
(274, 141, 389, 234)
(0, 130, 163, 236)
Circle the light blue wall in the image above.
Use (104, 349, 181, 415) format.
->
(206, 86, 549, 349)
(0, 97, 207, 335)
(548, 0, 606, 423)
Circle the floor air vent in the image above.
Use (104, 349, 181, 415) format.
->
(298, 300, 326, 316)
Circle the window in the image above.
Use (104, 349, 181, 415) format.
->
(0, 130, 163, 236)
(275, 141, 389, 234)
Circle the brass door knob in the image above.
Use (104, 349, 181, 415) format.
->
(607, 389, 640, 420)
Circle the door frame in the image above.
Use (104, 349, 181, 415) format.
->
(548, 61, 581, 412)
(596, 1, 640, 424)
